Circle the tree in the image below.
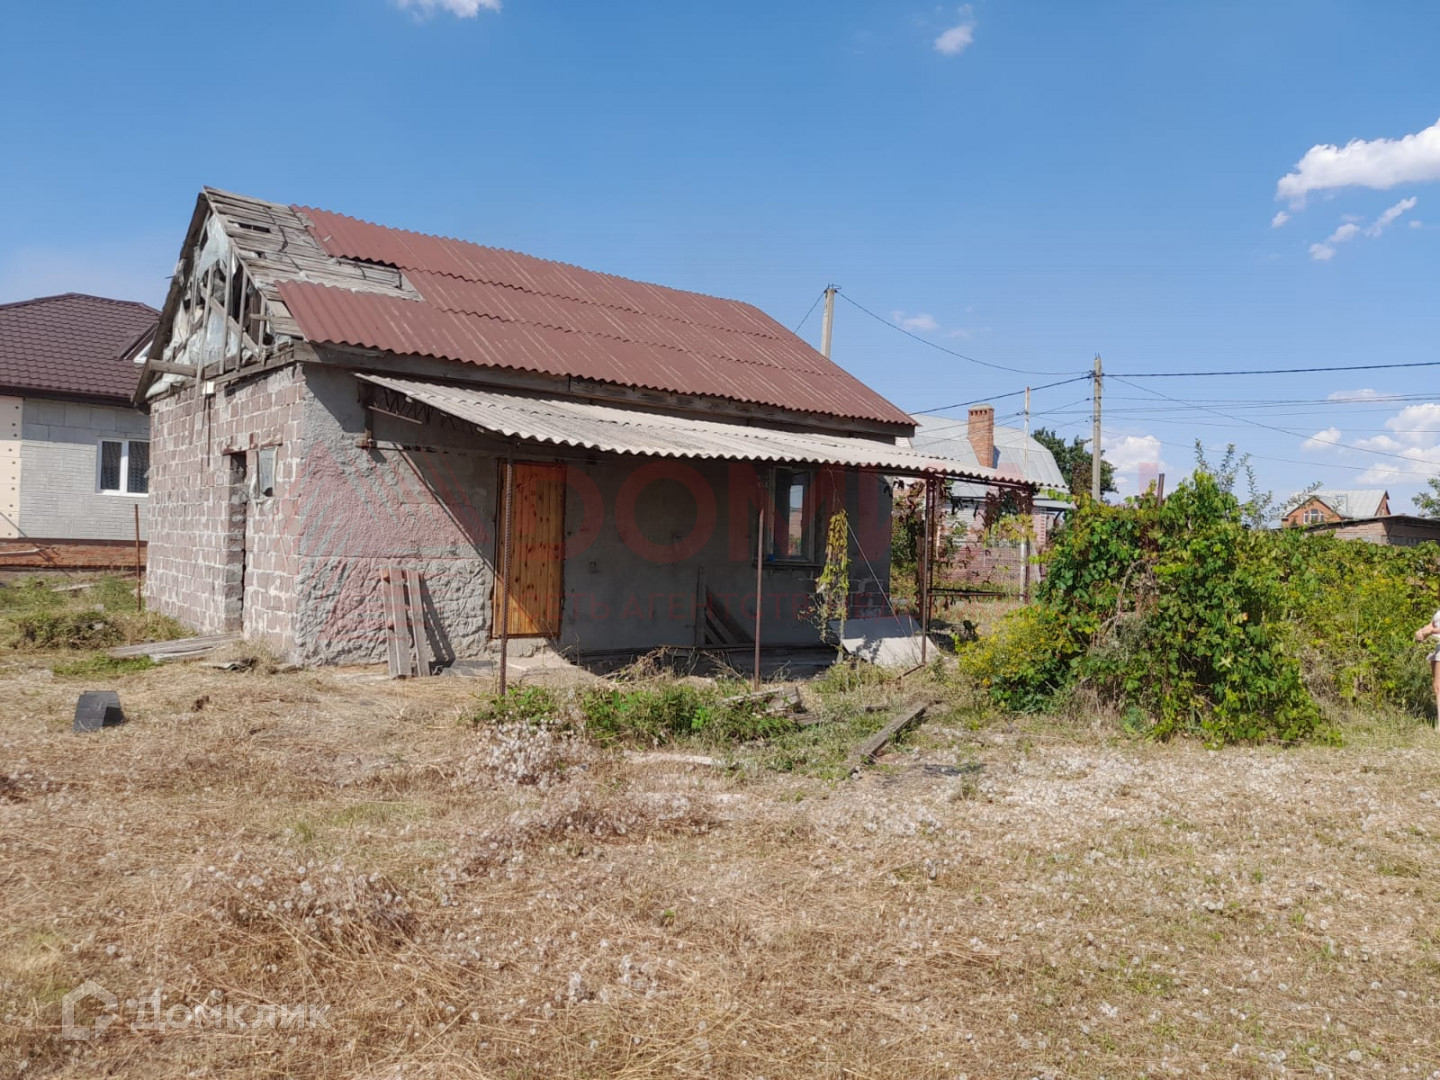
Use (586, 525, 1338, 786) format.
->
(1414, 477, 1440, 519)
(1193, 441, 1318, 529)
(1032, 427, 1115, 498)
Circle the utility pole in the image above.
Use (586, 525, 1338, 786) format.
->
(820, 284, 838, 358)
(1091, 354, 1103, 502)
(1021, 385, 1031, 603)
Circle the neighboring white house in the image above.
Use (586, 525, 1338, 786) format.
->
(0, 293, 158, 568)
(909, 406, 1070, 546)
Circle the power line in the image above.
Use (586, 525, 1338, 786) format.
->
(1110, 376, 1440, 471)
(839, 293, 1079, 376)
(1115, 359, 1440, 378)
(792, 290, 825, 334)
(908, 373, 1091, 416)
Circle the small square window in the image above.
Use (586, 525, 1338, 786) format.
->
(255, 446, 277, 499)
(98, 439, 149, 495)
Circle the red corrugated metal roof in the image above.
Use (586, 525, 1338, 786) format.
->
(0, 293, 157, 403)
(284, 205, 912, 427)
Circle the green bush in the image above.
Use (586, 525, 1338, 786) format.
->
(12, 610, 123, 650)
(473, 686, 563, 727)
(579, 683, 788, 746)
(1270, 529, 1440, 717)
(966, 472, 1440, 740)
(956, 603, 1080, 712)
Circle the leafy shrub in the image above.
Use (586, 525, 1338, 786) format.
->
(472, 686, 563, 727)
(579, 682, 787, 746)
(956, 603, 1080, 712)
(12, 610, 123, 650)
(968, 471, 1440, 740)
(968, 474, 1323, 742)
(1270, 529, 1440, 717)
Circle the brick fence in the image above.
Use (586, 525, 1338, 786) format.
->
(0, 538, 147, 571)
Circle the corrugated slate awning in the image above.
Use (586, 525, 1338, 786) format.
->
(359, 374, 1007, 481)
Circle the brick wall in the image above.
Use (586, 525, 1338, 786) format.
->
(145, 367, 305, 651)
(0, 538, 146, 570)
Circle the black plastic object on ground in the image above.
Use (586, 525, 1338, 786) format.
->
(73, 691, 124, 733)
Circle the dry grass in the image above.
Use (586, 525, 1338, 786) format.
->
(3, 652, 1440, 1078)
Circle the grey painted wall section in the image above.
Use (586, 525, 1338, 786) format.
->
(19, 398, 149, 540)
(289, 365, 894, 664)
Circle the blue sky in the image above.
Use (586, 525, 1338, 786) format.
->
(3, 1, 1439, 508)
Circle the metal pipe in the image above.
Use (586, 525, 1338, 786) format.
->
(753, 493, 765, 689)
(134, 503, 143, 611)
(498, 452, 514, 697)
(920, 477, 931, 666)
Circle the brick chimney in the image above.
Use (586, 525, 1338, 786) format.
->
(968, 405, 995, 468)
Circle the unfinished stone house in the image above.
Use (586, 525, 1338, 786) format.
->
(136, 189, 997, 667)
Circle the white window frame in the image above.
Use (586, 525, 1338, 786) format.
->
(97, 437, 150, 497)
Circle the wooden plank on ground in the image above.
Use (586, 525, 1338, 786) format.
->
(404, 568, 433, 677)
(846, 702, 932, 775)
(109, 633, 240, 660)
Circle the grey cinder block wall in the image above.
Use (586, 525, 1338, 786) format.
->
(19, 399, 150, 540)
(146, 363, 894, 665)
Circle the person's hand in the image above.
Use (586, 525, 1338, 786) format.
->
(1418, 628, 1431, 643)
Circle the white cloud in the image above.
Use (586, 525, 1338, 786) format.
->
(1410, 219, 1424, 228)
(1365, 196, 1418, 236)
(892, 310, 938, 332)
(933, 9, 975, 56)
(394, 0, 500, 17)
(1341, 402, 1440, 483)
(1103, 433, 1168, 494)
(1276, 117, 1440, 206)
(1303, 426, 1343, 451)
(1308, 201, 1417, 261)
(1270, 210, 1291, 228)
(1327, 388, 1402, 402)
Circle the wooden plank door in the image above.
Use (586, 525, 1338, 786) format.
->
(494, 462, 565, 637)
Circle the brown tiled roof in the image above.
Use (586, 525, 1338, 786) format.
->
(275, 204, 913, 428)
(0, 293, 158, 403)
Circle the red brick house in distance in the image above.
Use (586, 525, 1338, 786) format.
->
(1281, 489, 1389, 528)
(136, 190, 999, 667)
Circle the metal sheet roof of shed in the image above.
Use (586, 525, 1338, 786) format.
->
(359, 374, 1000, 479)
(282, 203, 913, 427)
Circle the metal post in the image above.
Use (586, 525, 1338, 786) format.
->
(820, 285, 838, 359)
(920, 477, 931, 665)
(1021, 386, 1031, 603)
(133, 503, 143, 612)
(498, 453, 514, 697)
(753, 494, 765, 689)
(1091, 354, 1103, 502)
